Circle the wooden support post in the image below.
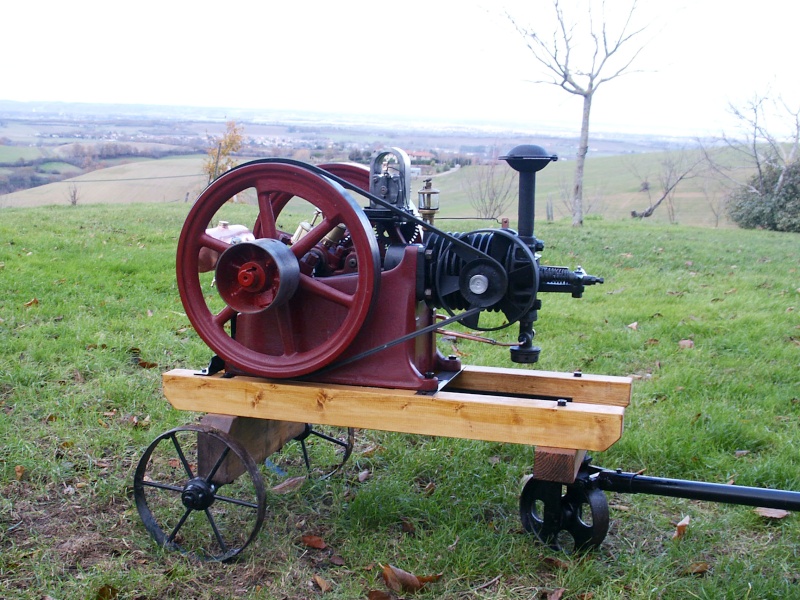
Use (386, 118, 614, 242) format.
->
(532, 447, 587, 484)
(198, 414, 306, 484)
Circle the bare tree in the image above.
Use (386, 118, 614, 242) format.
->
(630, 150, 703, 222)
(509, 0, 648, 226)
(701, 178, 727, 228)
(66, 183, 79, 206)
(462, 160, 518, 219)
(704, 95, 800, 197)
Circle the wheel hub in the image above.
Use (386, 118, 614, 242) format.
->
(181, 477, 216, 511)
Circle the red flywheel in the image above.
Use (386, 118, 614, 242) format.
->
(177, 160, 379, 378)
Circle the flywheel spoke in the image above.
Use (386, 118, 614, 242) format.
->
(299, 274, 355, 307)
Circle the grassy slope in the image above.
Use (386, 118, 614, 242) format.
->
(2, 148, 740, 227)
(1, 155, 207, 207)
(0, 202, 798, 598)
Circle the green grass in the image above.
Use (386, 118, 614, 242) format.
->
(0, 145, 45, 163)
(0, 203, 798, 599)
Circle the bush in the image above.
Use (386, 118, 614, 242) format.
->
(728, 161, 800, 232)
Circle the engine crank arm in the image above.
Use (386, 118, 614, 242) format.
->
(306, 306, 483, 378)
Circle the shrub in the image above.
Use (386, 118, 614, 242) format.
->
(728, 161, 800, 232)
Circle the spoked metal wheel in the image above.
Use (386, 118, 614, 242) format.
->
(519, 477, 609, 553)
(134, 424, 266, 562)
(264, 425, 355, 485)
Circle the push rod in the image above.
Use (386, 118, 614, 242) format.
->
(595, 469, 800, 511)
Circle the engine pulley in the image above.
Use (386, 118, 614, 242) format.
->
(424, 228, 538, 331)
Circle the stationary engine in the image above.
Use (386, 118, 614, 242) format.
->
(176, 145, 602, 391)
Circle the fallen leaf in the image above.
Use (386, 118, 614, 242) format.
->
(627, 321, 638, 330)
(361, 444, 383, 457)
(147, 310, 154, 317)
(400, 519, 416, 535)
(312, 574, 332, 592)
(96, 583, 119, 599)
(683, 561, 710, 576)
(23, 298, 39, 307)
(673, 515, 691, 540)
(367, 591, 392, 600)
(271, 476, 306, 495)
(547, 589, 566, 600)
(301, 535, 327, 550)
(543, 556, 571, 570)
(678, 339, 695, 349)
(358, 469, 372, 483)
(734, 450, 750, 458)
(15, 465, 25, 480)
(577, 593, 595, 600)
(422, 481, 436, 496)
(329, 554, 345, 566)
(754, 507, 790, 519)
(136, 360, 158, 369)
(381, 564, 441, 593)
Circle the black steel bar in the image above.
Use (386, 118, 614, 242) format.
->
(517, 170, 535, 242)
(596, 469, 800, 511)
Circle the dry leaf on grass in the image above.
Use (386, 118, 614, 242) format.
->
(627, 321, 638, 330)
(754, 507, 790, 519)
(271, 476, 306, 495)
(683, 561, 711, 576)
(543, 556, 571, 570)
(358, 469, 372, 483)
(367, 591, 393, 600)
(301, 534, 327, 550)
(312, 574, 332, 592)
(381, 563, 442, 593)
(547, 588, 566, 600)
(672, 515, 691, 540)
(678, 339, 695, 349)
(15, 465, 25, 480)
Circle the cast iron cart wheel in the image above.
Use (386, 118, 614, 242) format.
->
(261, 425, 355, 487)
(176, 160, 380, 379)
(295, 425, 355, 479)
(134, 424, 266, 562)
(519, 476, 609, 553)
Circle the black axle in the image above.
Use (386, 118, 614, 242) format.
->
(591, 465, 800, 511)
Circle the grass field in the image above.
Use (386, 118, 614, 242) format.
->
(2, 148, 741, 230)
(0, 200, 797, 599)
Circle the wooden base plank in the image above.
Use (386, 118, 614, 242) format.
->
(449, 365, 632, 407)
(162, 369, 626, 451)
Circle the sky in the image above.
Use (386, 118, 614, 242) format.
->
(3, 0, 800, 139)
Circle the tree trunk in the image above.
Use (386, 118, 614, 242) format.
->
(572, 93, 593, 226)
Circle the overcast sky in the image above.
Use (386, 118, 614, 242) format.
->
(3, 1, 800, 138)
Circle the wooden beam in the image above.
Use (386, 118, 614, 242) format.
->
(532, 447, 587, 484)
(449, 365, 632, 407)
(162, 369, 626, 451)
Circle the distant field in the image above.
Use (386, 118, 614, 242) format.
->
(0, 145, 44, 162)
(0, 155, 207, 207)
(1, 150, 747, 227)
